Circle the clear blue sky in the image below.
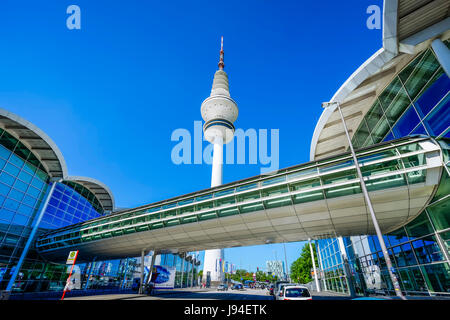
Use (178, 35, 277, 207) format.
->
(0, 0, 383, 272)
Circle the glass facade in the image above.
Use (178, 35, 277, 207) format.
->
(317, 41, 450, 297)
(0, 128, 51, 292)
(0, 126, 108, 293)
(316, 238, 348, 294)
(352, 42, 450, 149)
(158, 253, 199, 288)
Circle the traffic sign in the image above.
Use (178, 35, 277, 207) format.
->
(66, 251, 78, 265)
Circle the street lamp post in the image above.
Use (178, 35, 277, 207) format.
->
(321, 101, 406, 300)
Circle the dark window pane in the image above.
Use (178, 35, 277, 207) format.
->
(399, 51, 426, 83)
(404, 50, 441, 100)
(371, 116, 391, 143)
(405, 212, 434, 238)
(379, 78, 402, 110)
(401, 242, 418, 266)
(421, 263, 450, 293)
(392, 106, 420, 137)
(427, 197, 450, 231)
(385, 87, 411, 127)
(414, 70, 449, 118)
(423, 94, 450, 137)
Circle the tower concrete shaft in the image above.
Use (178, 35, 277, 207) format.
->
(201, 37, 238, 286)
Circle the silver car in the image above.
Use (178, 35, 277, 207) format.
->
(275, 283, 297, 300)
(279, 286, 312, 301)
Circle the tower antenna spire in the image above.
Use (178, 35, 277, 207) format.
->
(218, 36, 225, 70)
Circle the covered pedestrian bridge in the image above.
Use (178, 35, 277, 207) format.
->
(36, 136, 447, 263)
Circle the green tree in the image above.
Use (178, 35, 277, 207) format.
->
(290, 243, 319, 284)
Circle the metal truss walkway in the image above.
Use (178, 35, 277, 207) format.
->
(36, 137, 448, 263)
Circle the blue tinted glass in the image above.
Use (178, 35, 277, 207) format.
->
(445, 129, 450, 138)
(39, 222, 52, 229)
(27, 186, 41, 198)
(401, 242, 417, 266)
(46, 205, 57, 215)
(1, 172, 16, 186)
(14, 179, 29, 192)
(9, 189, 24, 202)
(4, 199, 19, 211)
(56, 209, 64, 218)
(42, 214, 52, 223)
(424, 94, 450, 136)
(0, 159, 6, 170)
(0, 182, 10, 196)
(49, 197, 59, 207)
(371, 236, 382, 252)
(415, 73, 450, 117)
(71, 192, 80, 201)
(55, 183, 64, 192)
(12, 214, 28, 226)
(63, 188, 73, 196)
(9, 155, 24, 168)
(392, 106, 420, 137)
(0, 208, 15, 222)
(67, 206, 75, 215)
(31, 177, 45, 190)
(388, 235, 409, 246)
(413, 240, 431, 264)
(58, 202, 67, 211)
(0, 145, 11, 160)
(411, 124, 427, 135)
(383, 131, 394, 142)
(423, 238, 445, 262)
(61, 195, 70, 204)
(4, 163, 20, 176)
(17, 204, 33, 216)
(22, 163, 35, 176)
(69, 199, 77, 208)
(53, 190, 62, 200)
(18, 170, 33, 184)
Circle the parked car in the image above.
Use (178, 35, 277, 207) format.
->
(279, 285, 312, 301)
(217, 284, 228, 291)
(231, 284, 244, 290)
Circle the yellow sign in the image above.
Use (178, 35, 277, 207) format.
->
(66, 251, 78, 265)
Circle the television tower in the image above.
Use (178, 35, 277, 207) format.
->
(201, 37, 238, 285)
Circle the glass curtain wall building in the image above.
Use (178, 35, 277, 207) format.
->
(158, 253, 200, 288)
(0, 110, 117, 294)
(315, 40, 450, 296)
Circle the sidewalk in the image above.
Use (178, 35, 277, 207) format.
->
(64, 287, 213, 300)
(152, 287, 213, 296)
(309, 290, 450, 300)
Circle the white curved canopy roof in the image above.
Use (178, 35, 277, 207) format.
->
(0, 108, 68, 178)
(65, 176, 115, 212)
(310, 0, 450, 161)
(0, 108, 115, 212)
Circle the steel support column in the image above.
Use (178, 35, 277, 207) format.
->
(6, 181, 59, 293)
(324, 101, 406, 300)
(309, 239, 320, 292)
